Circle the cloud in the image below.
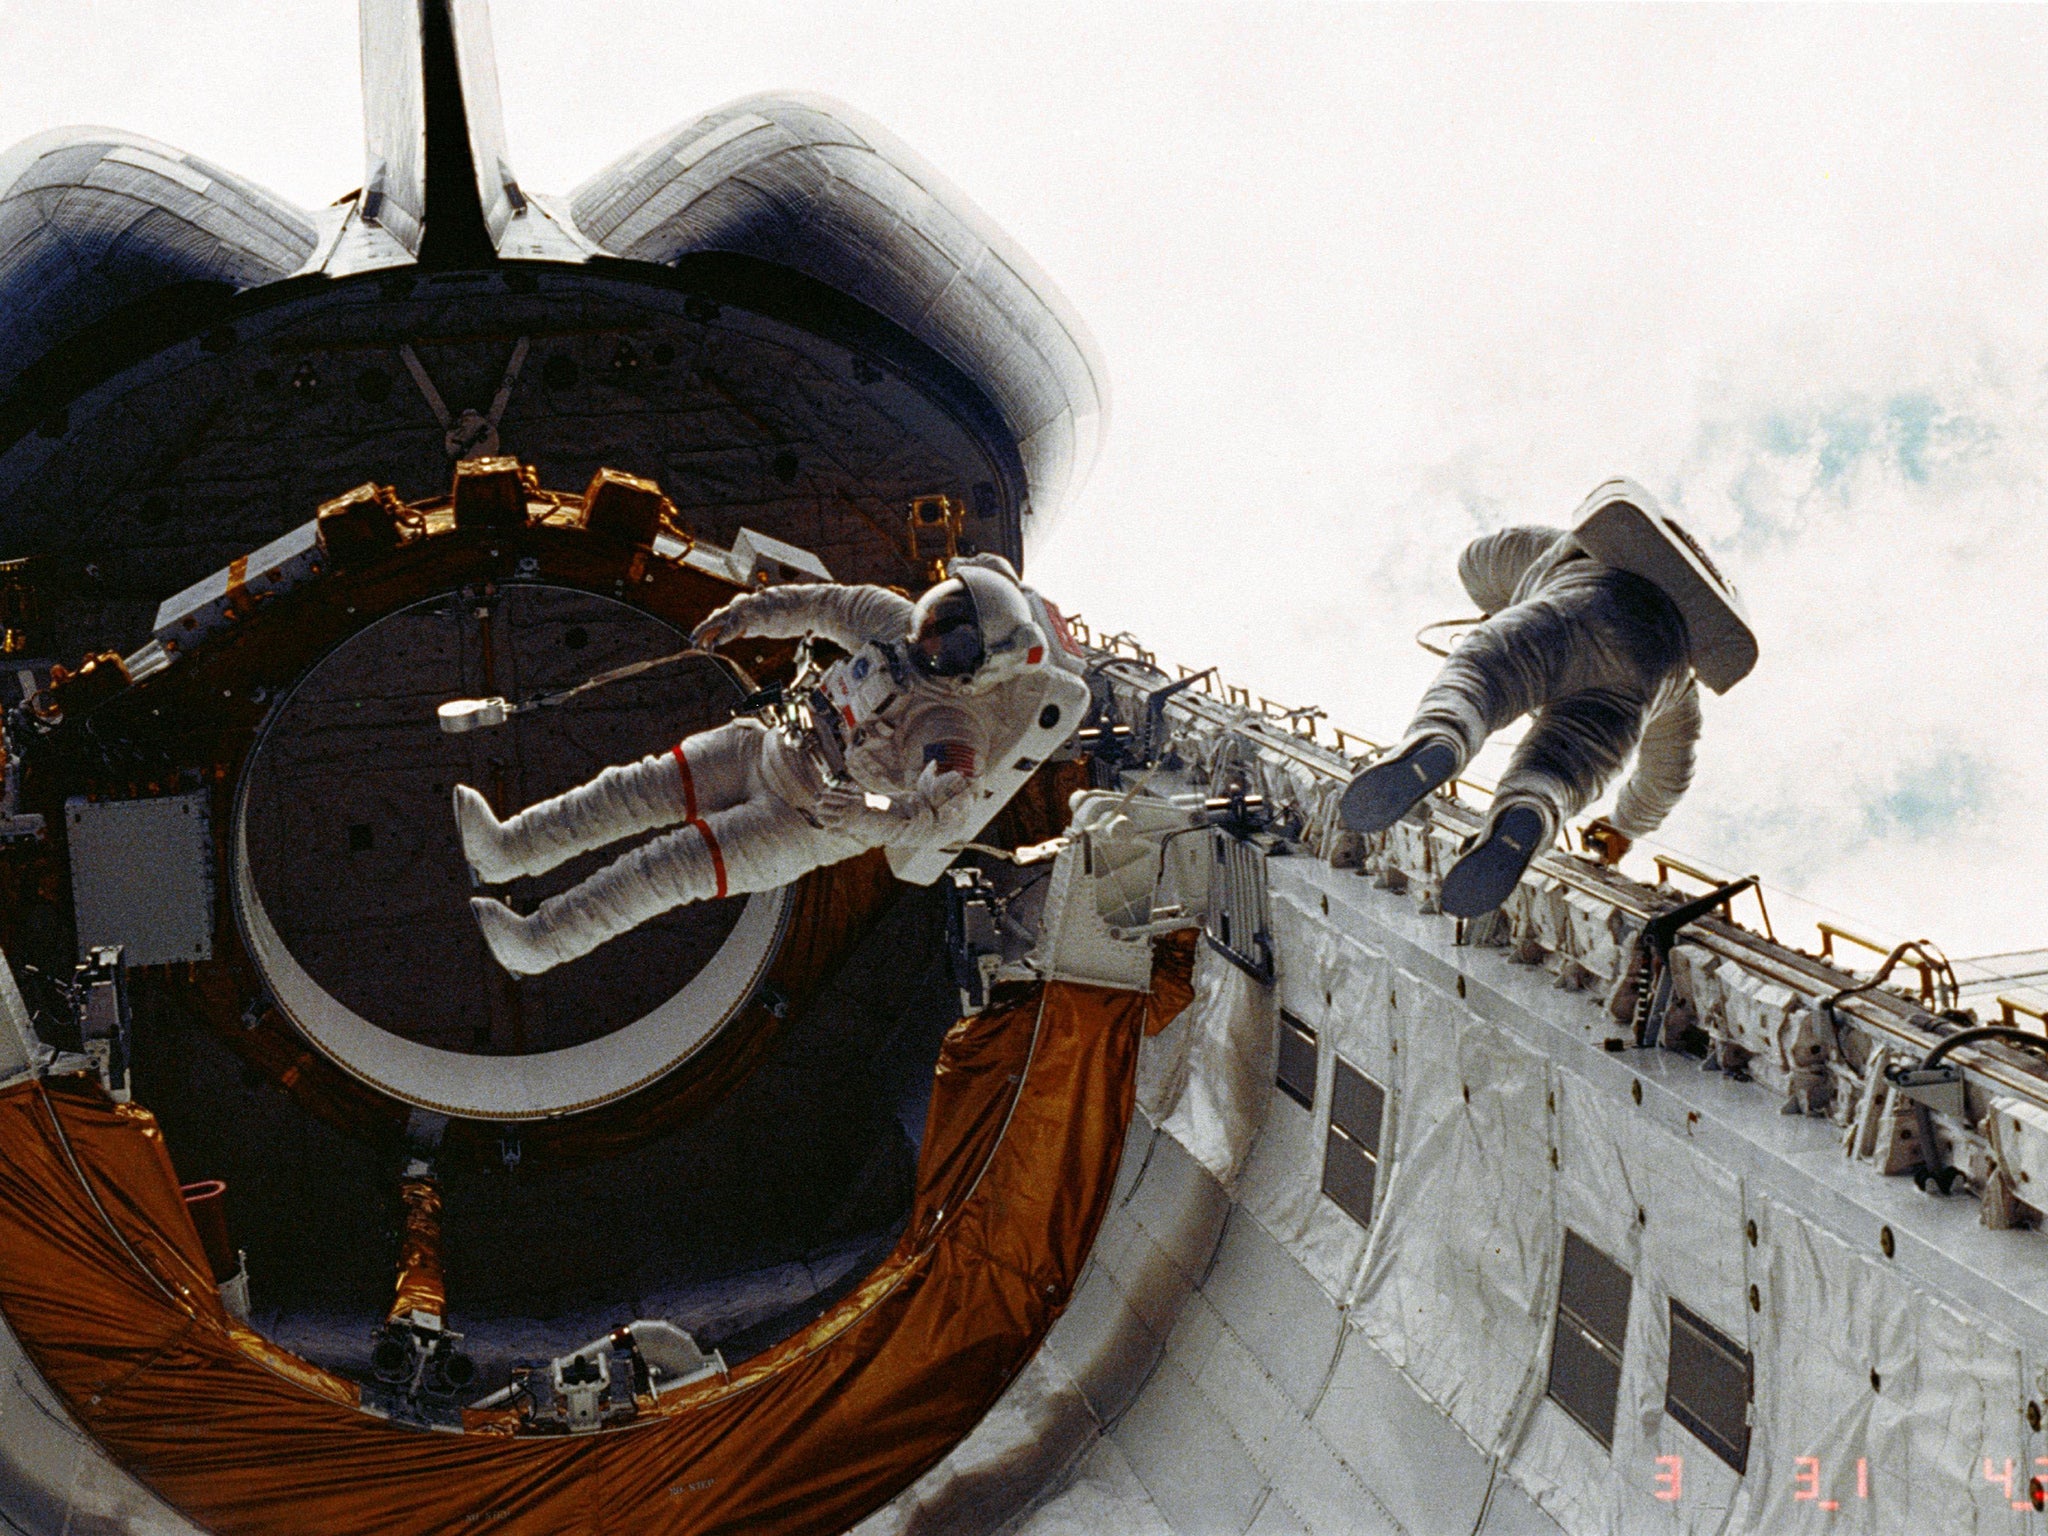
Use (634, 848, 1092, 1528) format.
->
(1864, 751, 1991, 841)
(1635, 336, 2048, 949)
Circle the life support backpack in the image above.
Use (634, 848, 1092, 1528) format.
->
(1570, 479, 1758, 695)
(885, 557, 1090, 886)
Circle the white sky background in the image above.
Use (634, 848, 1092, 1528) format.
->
(3, 1, 2046, 961)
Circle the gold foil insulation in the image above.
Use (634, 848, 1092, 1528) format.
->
(388, 1177, 447, 1326)
(0, 954, 1171, 1534)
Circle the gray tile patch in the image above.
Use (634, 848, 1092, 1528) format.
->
(1089, 1203, 1146, 1284)
(1475, 1471, 1568, 1536)
(1192, 1316, 1301, 1473)
(1244, 1493, 1315, 1535)
(1044, 1259, 1166, 1428)
(1313, 1330, 1494, 1536)
(1126, 1125, 1232, 1287)
(1115, 1355, 1272, 1536)
(1012, 1437, 1179, 1536)
(857, 1352, 1099, 1536)
(1268, 1428, 1405, 1536)
(1191, 1321, 1405, 1536)
(1203, 1209, 1347, 1413)
(1162, 1286, 1227, 1381)
(1114, 1109, 1162, 1209)
(1099, 1215, 1200, 1341)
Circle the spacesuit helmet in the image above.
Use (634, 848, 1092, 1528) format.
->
(908, 578, 985, 677)
(906, 562, 1044, 692)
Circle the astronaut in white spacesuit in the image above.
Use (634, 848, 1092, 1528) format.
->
(459, 558, 1066, 976)
(1341, 481, 1755, 919)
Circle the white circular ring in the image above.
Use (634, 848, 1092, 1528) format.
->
(231, 803, 790, 1121)
(228, 603, 791, 1122)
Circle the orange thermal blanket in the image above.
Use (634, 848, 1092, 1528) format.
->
(0, 974, 1155, 1535)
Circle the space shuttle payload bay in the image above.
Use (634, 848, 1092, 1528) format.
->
(3, 4, 2048, 1536)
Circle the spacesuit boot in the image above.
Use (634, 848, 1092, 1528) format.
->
(454, 750, 688, 885)
(1438, 798, 1556, 919)
(1340, 733, 1464, 834)
(470, 818, 726, 975)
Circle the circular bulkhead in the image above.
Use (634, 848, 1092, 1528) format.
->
(233, 583, 786, 1122)
(0, 463, 961, 1398)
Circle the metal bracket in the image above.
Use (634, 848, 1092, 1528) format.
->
(472, 1322, 724, 1434)
(1138, 667, 1215, 766)
(1880, 1063, 1966, 1195)
(400, 336, 529, 461)
(945, 867, 1006, 1014)
(1884, 1063, 1968, 1121)
(74, 945, 131, 1102)
(1626, 876, 1759, 1049)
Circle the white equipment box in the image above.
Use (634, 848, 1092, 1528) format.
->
(66, 790, 216, 965)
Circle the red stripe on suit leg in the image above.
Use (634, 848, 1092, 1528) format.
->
(694, 819, 728, 900)
(671, 743, 698, 821)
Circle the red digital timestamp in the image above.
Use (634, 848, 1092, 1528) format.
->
(1652, 1455, 2048, 1513)
(1650, 1454, 1867, 1509)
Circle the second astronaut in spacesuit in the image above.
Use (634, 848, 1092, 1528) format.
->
(1341, 481, 1756, 919)
(458, 558, 1068, 976)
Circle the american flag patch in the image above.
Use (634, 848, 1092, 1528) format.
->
(1041, 600, 1086, 658)
(925, 741, 977, 777)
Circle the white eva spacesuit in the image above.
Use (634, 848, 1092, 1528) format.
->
(458, 558, 1088, 976)
(1341, 480, 1757, 918)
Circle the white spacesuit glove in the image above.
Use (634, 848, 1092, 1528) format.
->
(691, 584, 916, 656)
(813, 762, 971, 846)
(690, 595, 759, 651)
(904, 759, 974, 833)
(810, 785, 900, 842)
